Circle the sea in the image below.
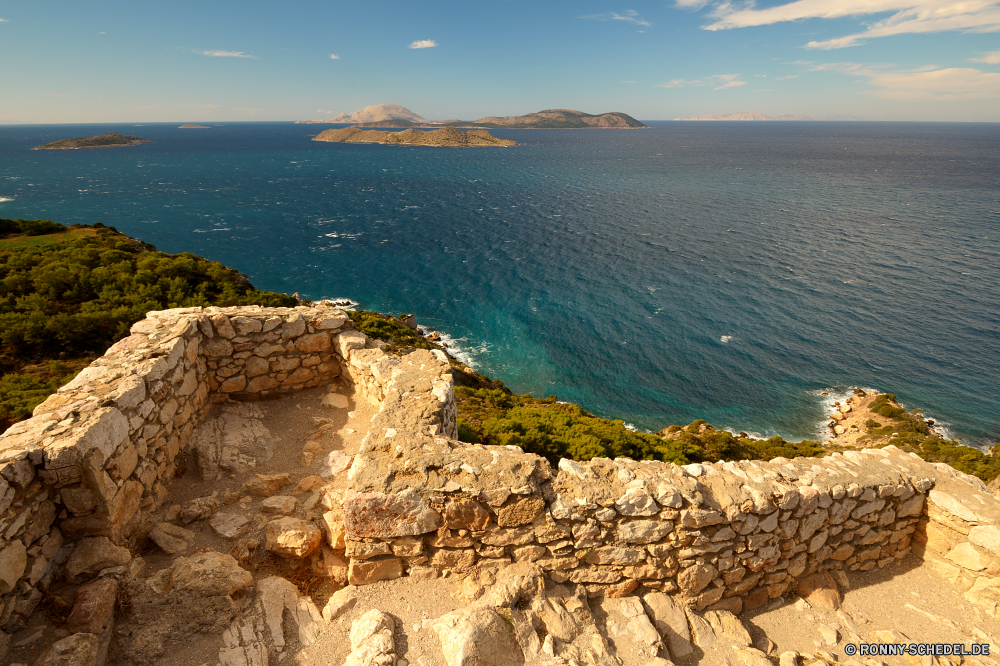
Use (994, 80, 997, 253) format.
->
(1, 121, 998, 447)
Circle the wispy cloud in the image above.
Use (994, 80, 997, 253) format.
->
(579, 9, 652, 27)
(774, 74, 800, 80)
(814, 61, 1000, 99)
(329, 54, 340, 60)
(621, 80, 637, 83)
(199, 50, 257, 59)
(408, 39, 437, 49)
(0, 18, 8, 23)
(658, 74, 747, 90)
(701, 0, 1000, 49)
(971, 48, 1000, 63)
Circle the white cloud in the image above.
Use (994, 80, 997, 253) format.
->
(814, 61, 1000, 98)
(409, 39, 437, 49)
(579, 10, 653, 27)
(658, 73, 747, 90)
(774, 74, 800, 80)
(701, 0, 1000, 49)
(200, 50, 257, 59)
(0, 18, 8, 22)
(971, 48, 1000, 63)
(329, 54, 340, 60)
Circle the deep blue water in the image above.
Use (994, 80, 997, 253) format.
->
(1, 121, 998, 446)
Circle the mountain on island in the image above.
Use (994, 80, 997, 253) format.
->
(299, 107, 646, 129)
(297, 104, 428, 125)
(32, 132, 152, 150)
(674, 111, 813, 121)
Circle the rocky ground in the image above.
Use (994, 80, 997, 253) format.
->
(7, 381, 1000, 666)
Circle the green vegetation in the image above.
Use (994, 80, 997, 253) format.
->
(0, 219, 296, 429)
(863, 393, 1000, 482)
(454, 386, 825, 467)
(32, 132, 151, 151)
(346, 311, 432, 351)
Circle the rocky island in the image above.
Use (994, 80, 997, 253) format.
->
(298, 104, 646, 129)
(31, 132, 151, 150)
(179, 124, 210, 129)
(674, 111, 813, 121)
(312, 126, 516, 147)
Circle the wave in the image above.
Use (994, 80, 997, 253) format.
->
(428, 329, 489, 370)
(316, 298, 358, 311)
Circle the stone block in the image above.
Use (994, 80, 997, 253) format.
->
(344, 490, 442, 538)
(348, 557, 403, 585)
(265, 517, 323, 558)
(67, 577, 118, 634)
(496, 497, 545, 527)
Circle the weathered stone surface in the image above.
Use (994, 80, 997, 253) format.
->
(970, 525, 1000, 555)
(444, 498, 491, 531)
(348, 557, 403, 585)
(497, 497, 545, 527)
(704, 610, 751, 647)
(262, 495, 298, 515)
(210, 512, 251, 539)
(322, 587, 358, 621)
(195, 406, 276, 481)
(179, 496, 220, 524)
(615, 488, 659, 517)
(734, 647, 774, 666)
(685, 609, 716, 649)
(32, 632, 100, 666)
(321, 450, 353, 478)
(603, 596, 663, 658)
(322, 393, 349, 409)
(678, 563, 717, 596)
(165, 551, 253, 596)
(345, 609, 396, 666)
(433, 606, 524, 666)
(795, 572, 841, 610)
(243, 473, 291, 497)
(643, 592, 694, 660)
(66, 536, 130, 583)
(344, 490, 442, 538)
(619, 520, 673, 544)
(258, 576, 323, 648)
(149, 522, 196, 555)
(0, 539, 27, 593)
(67, 577, 119, 634)
(264, 517, 323, 558)
(947, 542, 989, 571)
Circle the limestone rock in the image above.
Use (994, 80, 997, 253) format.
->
(264, 517, 323, 558)
(349, 557, 403, 586)
(66, 537, 130, 583)
(321, 450, 353, 478)
(346, 609, 396, 666)
(258, 576, 323, 648)
(603, 596, 662, 658)
(685, 608, 716, 649)
(32, 632, 100, 666)
(344, 490, 442, 538)
(970, 525, 1000, 555)
(704, 610, 751, 647)
(496, 498, 545, 528)
(0, 539, 27, 594)
(293, 475, 326, 494)
(643, 592, 694, 660)
(192, 403, 275, 480)
(795, 572, 841, 610)
(734, 647, 774, 666)
(243, 472, 291, 497)
(164, 551, 253, 596)
(149, 522, 196, 555)
(433, 606, 524, 666)
(678, 563, 717, 596)
(66, 577, 118, 634)
(179, 496, 220, 524)
(261, 496, 298, 515)
(322, 393, 349, 409)
(210, 512, 251, 539)
(322, 586, 358, 621)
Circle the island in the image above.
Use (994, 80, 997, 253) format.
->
(179, 124, 210, 129)
(311, 126, 516, 147)
(31, 132, 151, 151)
(674, 111, 813, 121)
(299, 105, 646, 129)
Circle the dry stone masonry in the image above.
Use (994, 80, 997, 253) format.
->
(2, 304, 1000, 663)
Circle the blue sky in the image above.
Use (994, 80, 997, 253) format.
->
(2, 0, 999, 123)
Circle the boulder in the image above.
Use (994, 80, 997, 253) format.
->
(66, 537, 130, 583)
(179, 496, 220, 524)
(210, 512, 251, 539)
(433, 607, 524, 666)
(321, 393, 349, 409)
(66, 578, 119, 634)
(165, 551, 253, 596)
(322, 586, 358, 621)
(643, 592, 694, 659)
(602, 596, 662, 658)
(261, 496, 298, 515)
(703, 610, 751, 647)
(795, 571, 841, 610)
(149, 522, 196, 555)
(32, 633, 100, 666)
(243, 473, 291, 497)
(258, 576, 322, 648)
(345, 609, 396, 666)
(264, 517, 323, 558)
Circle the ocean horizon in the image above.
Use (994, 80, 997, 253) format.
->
(1, 120, 998, 447)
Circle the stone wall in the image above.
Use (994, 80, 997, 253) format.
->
(0, 305, 374, 630)
(2, 302, 999, 638)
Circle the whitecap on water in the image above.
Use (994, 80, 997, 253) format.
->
(0, 197, 13, 203)
(316, 298, 358, 311)
(720, 335, 733, 343)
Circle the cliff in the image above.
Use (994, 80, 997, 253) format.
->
(31, 132, 151, 151)
(311, 126, 516, 147)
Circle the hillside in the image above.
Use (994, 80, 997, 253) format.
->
(297, 103, 427, 125)
(311, 126, 516, 147)
(0, 219, 296, 430)
(470, 108, 647, 128)
(31, 132, 151, 150)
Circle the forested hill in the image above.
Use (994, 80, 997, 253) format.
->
(0, 219, 296, 430)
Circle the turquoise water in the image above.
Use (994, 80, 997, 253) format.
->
(1, 121, 998, 445)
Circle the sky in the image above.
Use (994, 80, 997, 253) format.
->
(2, 0, 999, 123)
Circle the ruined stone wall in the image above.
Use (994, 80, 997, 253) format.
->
(0, 305, 360, 627)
